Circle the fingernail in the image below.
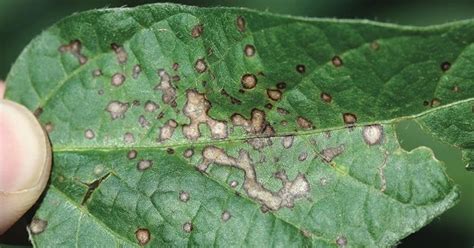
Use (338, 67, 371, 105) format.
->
(0, 99, 51, 192)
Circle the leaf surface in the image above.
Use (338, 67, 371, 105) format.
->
(5, 3, 473, 247)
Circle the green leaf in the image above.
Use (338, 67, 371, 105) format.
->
(5, 3, 472, 247)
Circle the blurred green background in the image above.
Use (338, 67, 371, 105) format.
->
(0, 0, 472, 247)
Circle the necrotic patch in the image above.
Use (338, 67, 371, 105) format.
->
(158, 119, 178, 142)
(320, 145, 345, 163)
(111, 43, 128, 64)
(182, 90, 228, 140)
(198, 146, 310, 211)
(362, 124, 383, 145)
(297, 116, 313, 129)
(191, 24, 204, 38)
(106, 101, 129, 120)
(132, 65, 141, 79)
(154, 69, 177, 107)
(59, 40, 87, 65)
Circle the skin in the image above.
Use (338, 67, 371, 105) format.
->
(0, 80, 52, 235)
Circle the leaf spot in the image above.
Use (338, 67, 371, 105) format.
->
(362, 124, 383, 145)
(135, 228, 150, 246)
(320, 92, 332, 103)
(106, 101, 129, 120)
(183, 148, 194, 158)
(127, 150, 137, 160)
(157, 119, 178, 142)
(183, 222, 193, 233)
(441, 61, 451, 72)
(179, 191, 190, 202)
(59, 40, 87, 65)
(191, 24, 204, 38)
(332, 56, 343, 67)
(84, 129, 95, 139)
(296, 64, 306, 73)
(194, 58, 207, 73)
(154, 69, 177, 107)
(111, 73, 126, 87)
(132, 65, 141, 79)
(183, 89, 228, 140)
(281, 135, 294, 149)
(241, 74, 257, 89)
(144, 100, 159, 112)
(221, 211, 231, 222)
(123, 132, 135, 144)
(198, 146, 310, 210)
(137, 160, 152, 171)
(111, 43, 128, 64)
(267, 89, 282, 101)
(244, 44, 256, 57)
(320, 145, 345, 163)
(297, 116, 313, 129)
(29, 218, 47, 235)
(236, 16, 246, 32)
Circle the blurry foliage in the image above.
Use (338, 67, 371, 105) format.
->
(0, 0, 472, 247)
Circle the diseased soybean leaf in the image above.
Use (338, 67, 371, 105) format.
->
(4, 3, 473, 247)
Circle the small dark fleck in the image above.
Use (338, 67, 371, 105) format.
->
(296, 64, 306, 73)
(172, 75, 180, 82)
(441, 61, 451, 72)
(265, 103, 273, 110)
(370, 41, 380, 50)
(172, 63, 180, 71)
(156, 112, 165, 119)
(167, 148, 175, 154)
(34, 107, 43, 118)
(423, 100, 430, 106)
(276, 82, 287, 89)
(452, 85, 460, 92)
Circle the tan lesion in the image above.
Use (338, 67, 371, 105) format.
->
(198, 146, 311, 211)
(182, 90, 228, 140)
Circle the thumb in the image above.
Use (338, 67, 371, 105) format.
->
(0, 93, 52, 234)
